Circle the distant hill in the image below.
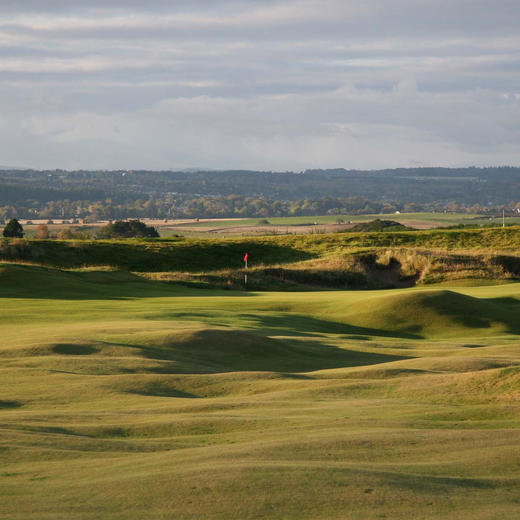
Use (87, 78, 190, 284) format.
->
(1, 166, 519, 219)
(1, 166, 519, 205)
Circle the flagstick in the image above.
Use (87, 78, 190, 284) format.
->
(245, 259, 248, 287)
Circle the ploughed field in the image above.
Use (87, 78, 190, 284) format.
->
(1, 263, 520, 519)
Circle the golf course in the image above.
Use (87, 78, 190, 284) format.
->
(1, 243, 520, 518)
(3, 0, 520, 515)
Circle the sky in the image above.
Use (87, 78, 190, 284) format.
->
(0, 0, 519, 171)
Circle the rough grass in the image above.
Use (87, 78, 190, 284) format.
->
(3, 226, 520, 272)
(3, 228, 520, 297)
(1, 264, 520, 519)
(142, 248, 520, 291)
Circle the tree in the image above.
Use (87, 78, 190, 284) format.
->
(3, 218, 24, 238)
(96, 220, 160, 239)
(36, 224, 49, 239)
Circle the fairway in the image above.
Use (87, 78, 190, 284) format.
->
(1, 264, 520, 519)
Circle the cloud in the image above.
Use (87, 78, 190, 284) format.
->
(0, 0, 518, 169)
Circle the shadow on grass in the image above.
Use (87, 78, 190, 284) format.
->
(487, 297, 520, 307)
(106, 330, 410, 374)
(237, 313, 423, 339)
(52, 344, 100, 355)
(0, 264, 255, 300)
(127, 384, 198, 399)
(431, 293, 520, 335)
(0, 400, 23, 409)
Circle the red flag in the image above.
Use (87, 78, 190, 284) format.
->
(244, 253, 249, 262)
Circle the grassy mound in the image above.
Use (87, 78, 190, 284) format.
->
(125, 329, 405, 374)
(348, 219, 411, 232)
(0, 263, 182, 299)
(339, 289, 519, 337)
(389, 366, 520, 405)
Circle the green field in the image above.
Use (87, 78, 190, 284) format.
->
(1, 262, 520, 519)
(168, 212, 482, 228)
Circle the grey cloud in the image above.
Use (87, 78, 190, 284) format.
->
(0, 0, 253, 14)
(1, 1, 518, 42)
(0, 0, 518, 169)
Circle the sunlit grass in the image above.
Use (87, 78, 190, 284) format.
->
(1, 265, 520, 518)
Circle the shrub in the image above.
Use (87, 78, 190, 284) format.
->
(347, 219, 411, 233)
(36, 224, 50, 239)
(96, 220, 160, 239)
(58, 228, 90, 240)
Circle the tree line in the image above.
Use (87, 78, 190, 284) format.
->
(2, 219, 159, 239)
(1, 166, 520, 220)
(1, 195, 520, 222)
(1, 166, 520, 207)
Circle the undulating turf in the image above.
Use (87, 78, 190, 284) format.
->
(1, 264, 520, 519)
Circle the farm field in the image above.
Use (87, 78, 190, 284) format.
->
(158, 212, 520, 237)
(19, 212, 520, 238)
(157, 212, 481, 237)
(1, 262, 520, 519)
